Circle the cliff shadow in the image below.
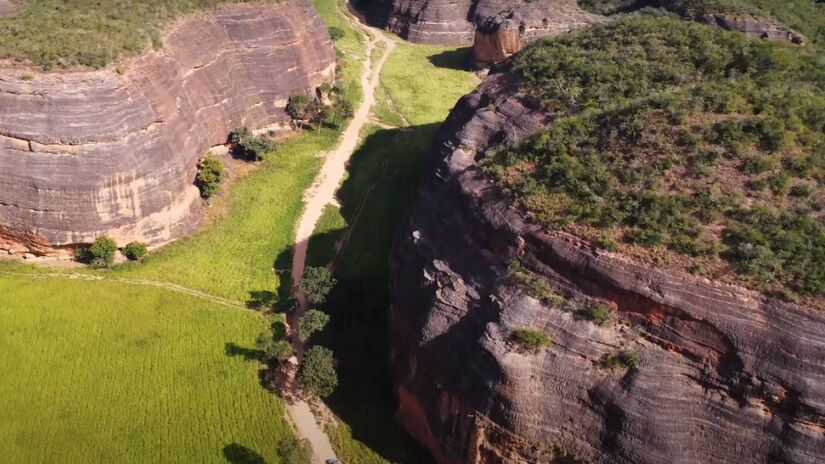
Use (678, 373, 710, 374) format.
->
(428, 47, 473, 71)
(314, 123, 440, 463)
(222, 443, 267, 464)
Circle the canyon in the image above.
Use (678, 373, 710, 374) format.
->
(0, 0, 335, 256)
(390, 59, 825, 463)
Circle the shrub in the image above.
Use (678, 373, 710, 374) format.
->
(298, 309, 330, 342)
(583, 301, 616, 326)
(122, 242, 147, 261)
(195, 156, 224, 199)
(328, 26, 345, 41)
(298, 267, 337, 305)
(228, 126, 251, 145)
(76, 235, 118, 268)
(602, 350, 640, 370)
(277, 437, 311, 464)
(286, 95, 322, 125)
(255, 333, 293, 363)
(298, 346, 338, 398)
(511, 328, 552, 351)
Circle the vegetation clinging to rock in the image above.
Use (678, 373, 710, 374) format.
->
(76, 235, 118, 268)
(195, 155, 224, 200)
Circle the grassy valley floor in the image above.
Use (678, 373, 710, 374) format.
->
(0, 276, 288, 463)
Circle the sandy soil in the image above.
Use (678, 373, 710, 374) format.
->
(286, 11, 396, 464)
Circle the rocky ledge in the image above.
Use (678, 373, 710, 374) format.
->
(391, 65, 825, 463)
(0, 0, 335, 256)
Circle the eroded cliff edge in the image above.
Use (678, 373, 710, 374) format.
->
(0, 0, 335, 255)
(390, 61, 825, 463)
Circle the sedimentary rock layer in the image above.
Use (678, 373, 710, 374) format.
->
(0, 0, 335, 254)
(358, 0, 601, 46)
(391, 66, 825, 463)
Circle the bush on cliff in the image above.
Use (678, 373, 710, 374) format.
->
(298, 345, 338, 398)
(122, 242, 147, 261)
(195, 155, 224, 200)
(512, 328, 552, 351)
(286, 95, 323, 128)
(76, 235, 118, 268)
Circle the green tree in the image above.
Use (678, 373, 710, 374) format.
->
(298, 267, 337, 305)
(255, 333, 292, 362)
(277, 437, 311, 464)
(298, 309, 330, 342)
(298, 346, 338, 397)
(122, 242, 147, 261)
(195, 156, 224, 199)
(76, 235, 118, 268)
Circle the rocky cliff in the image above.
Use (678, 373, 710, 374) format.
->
(391, 62, 825, 463)
(356, 0, 602, 49)
(0, 0, 335, 255)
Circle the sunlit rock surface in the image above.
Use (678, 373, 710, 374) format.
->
(391, 64, 825, 464)
(0, 0, 335, 255)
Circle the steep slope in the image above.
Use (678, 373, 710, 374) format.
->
(0, 0, 335, 256)
(391, 16, 825, 464)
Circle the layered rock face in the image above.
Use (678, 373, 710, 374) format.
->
(0, 0, 335, 255)
(357, 0, 602, 51)
(391, 67, 825, 463)
(472, 2, 603, 67)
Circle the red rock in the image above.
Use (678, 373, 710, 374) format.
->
(0, 0, 335, 254)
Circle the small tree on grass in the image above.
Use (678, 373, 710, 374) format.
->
(298, 309, 330, 341)
(298, 266, 336, 305)
(195, 155, 224, 200)
(511, 328, 552, 351)
(122, 242, 147, 261)
(277, 437, 312, 464)
(76, 235, 118, 268)
(228, 126, 277, 161)
(328, 26, 345, 41)
(298, 346, 338, 397)
(255, 332, 293, 363)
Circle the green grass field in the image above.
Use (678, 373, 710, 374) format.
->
(0, 276, 289, 463)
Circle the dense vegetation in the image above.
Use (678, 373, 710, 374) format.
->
(75, 235, 118, 268)
(511, 328, 552, 351)
(0, 0, 276, 69)
(195, 155, 224, 200)
(578, 0, 825, 46)
(484, 16, 825, 301)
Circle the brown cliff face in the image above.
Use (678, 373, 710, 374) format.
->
(0, 1, 17, 18)
(0, 0, 335, 255)
(356, 0, 602, 48)
(391, 66, 825, 463)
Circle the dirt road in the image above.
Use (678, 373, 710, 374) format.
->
(286, 11, 396, 464)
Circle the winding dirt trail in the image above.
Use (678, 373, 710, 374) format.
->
(286, 11, 396, 464)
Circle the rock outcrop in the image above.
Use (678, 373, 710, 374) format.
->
(0, 0, 335, 255)
(0, 1, 17, 18)
(391, 65, 825, 463)
(356, 0, 602, 54)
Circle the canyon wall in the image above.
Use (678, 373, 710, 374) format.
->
(0, 0, 335, 255)
(391, 66, 825, 463)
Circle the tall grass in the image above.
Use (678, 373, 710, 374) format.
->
(0, 276, 291, 463)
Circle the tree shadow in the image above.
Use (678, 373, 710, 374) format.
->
(428, 47, 472, 71)
(222, 443, 267, 464)
(246, 290, 277, 310)
(225, 342, 265, 361)
(317, 123, 440, 463)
